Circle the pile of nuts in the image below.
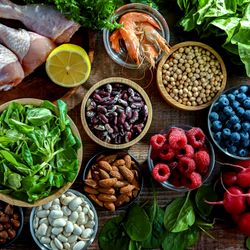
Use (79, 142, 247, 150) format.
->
(32, 190, 96, 250)
(161, 45, 224, 106)
(84, 152, 141, 211)
(0, 202, 21, 245)
(85, 83, 148, 144)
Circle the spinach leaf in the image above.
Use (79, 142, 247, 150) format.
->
(123, 204, 152, 241)
(164, 192, 195, 232)
(26, 108, 53, 126)
(99, 215, 130, 250)
(246, 237, 250, 249)
(195, 185, 217, 219)
(128, 240, 141, 250)
(22, 141, 33, 167)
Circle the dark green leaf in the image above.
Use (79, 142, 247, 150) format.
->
(26, 108, 53, 126)
(22, 141, 33, 166)
(246, 237, 250, 249)
(123, 204, 152, 241)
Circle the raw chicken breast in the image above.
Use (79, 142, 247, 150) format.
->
(0, 44, 24, 90)
(0, 23, 56, 75)
(0, 0, 80, 43)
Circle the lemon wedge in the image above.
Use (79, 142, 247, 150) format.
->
(46, 44, 91, 87)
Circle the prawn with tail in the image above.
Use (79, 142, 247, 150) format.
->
(110, 12, 169, 68)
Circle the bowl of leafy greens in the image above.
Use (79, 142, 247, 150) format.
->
(0, 98, 83, 207)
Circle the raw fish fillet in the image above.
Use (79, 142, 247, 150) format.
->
(0, 23, 56, 75)
(0, 44, 24, 90)
(0, 0, 80, 43)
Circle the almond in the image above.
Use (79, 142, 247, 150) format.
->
(124, 154, 132, 169)
(112, 159, 125, 167)
(98, 187, 115, 195)
(99, 178, 117, 188)
(84, 179, 98, 188)
(115, 194, 130, 207)
(89, 194, 103, 207)
(98, 161, 112, 172)
(99, 169, 110, 179)
(84, 186, 99, 194)
(112, 166, 119, 172)
(118, 165, 134, 182)
(113, 181, 128, 188)
(98, 194, 117, 202)
(120, 184, 135, 194)
(86, 170, 92, 179)
(110, 170, 123, 180)
(131, 178, 140, 190)
(103, 202, 116, 211)
(100, 154, 117, 163)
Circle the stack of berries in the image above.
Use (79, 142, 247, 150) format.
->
(209, 85, 250, 157)
(149, 127, 211, 190)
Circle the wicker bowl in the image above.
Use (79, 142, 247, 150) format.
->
(0, 98, 83, 207)
(157, 41, 227, 111)
(81, 77, 152, 149)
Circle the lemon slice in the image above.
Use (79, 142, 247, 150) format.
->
(46, 44, 91, 87)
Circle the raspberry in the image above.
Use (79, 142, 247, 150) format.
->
(152, 163, 170, 182)
(150, 148, 160, 161)
(186, 127, 206, 148)
(194, 150, 210, 174)
(183, 172, 202, 189)
(159, 144, 175, 161)
(178, 157, 196, 176)
(168, 128, 187, 149)
(150, 134, 166, 150)
(175, 144, 194, 159)
(169, 168, 182, 187)
(169, 160, 178, 170)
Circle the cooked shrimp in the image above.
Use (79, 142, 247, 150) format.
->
(110, 29, 122, 53)
(141, 41, 158, 68)
(141, 23, 170, 54)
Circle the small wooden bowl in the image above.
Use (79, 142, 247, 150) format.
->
(81, 77, 152, 149)
(0, 98, 83, 207)
(157, 41, 227, 111)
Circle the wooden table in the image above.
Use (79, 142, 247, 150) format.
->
(3, 7, 250, 250)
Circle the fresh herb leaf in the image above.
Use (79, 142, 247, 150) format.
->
(246, 237, 250, 249)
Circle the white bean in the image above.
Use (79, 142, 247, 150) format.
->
(50, 240, 59, 250)
(64, 242, 71, 250)
(49, 210, 63, 219)
(36, 210, 49, 218)
(54, 238, 63, 250)
(61, 196, 74, 206)
(85, 220, 95, 229)
(37, 223, 48, 236)
(73, 241, 86, 250)
(69, 197, 82, 211)
(65, 221, 74, 234)
(62, 206, 71, 217)
(52, 218, 67, 227)
(52, 198, 60, 206)
(52, 227, 63, 235)
(81, 228, 93, 239)
(73, 224, 82, 236)
(39, 218, 48, 225)
(33, 217, 39, 229)
(77, 212, 86, 225)
(40, 236, 51, 244)
(43, 201, 52, 210)
(69, 211, 78, 223)
(57, 234, 68, 243)
(68, 235, 78, 244)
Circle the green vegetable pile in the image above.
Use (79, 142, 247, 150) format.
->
(99, 186, 217, 250)
(177, 0, 250, 77)
(0, 100, 81, 203)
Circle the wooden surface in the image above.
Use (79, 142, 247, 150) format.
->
(2, 7, 250, 250)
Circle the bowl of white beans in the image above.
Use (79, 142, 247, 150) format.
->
(157, 41, 227, 111)
(29, 189, 98, 250)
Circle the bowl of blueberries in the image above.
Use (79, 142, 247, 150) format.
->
(208, 84, 250, 159)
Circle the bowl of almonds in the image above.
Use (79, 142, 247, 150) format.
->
(83, 150, 142, 211)
(157, 41, 227, 111)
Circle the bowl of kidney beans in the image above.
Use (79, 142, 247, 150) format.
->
(0, 201, 23, 248)
(81, 77, 153, 149)
(147, 125, 215, 191)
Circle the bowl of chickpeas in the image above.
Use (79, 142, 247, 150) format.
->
(157, 41, 227, 111)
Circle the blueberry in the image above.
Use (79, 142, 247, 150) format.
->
(219, 112, 228, 122)
(229, 115, 240, 125)
(243, 98, 250, 109)
(209, 111, 219, 122)
(225, 121, 232, 129)
(238, 148, 248, 157)
(242, 122, 250, 132)
(236, 93, 247, 102)
(232, 101, 240, 109)
(225, 140, 235, 148)
(230, 132, 241, 142)
(227, 145, 238, 154)
(227, 93, 235, 102)
(239, 85, 249, 93)
(223, 106, 234, 116)
(233, 89, 239, 96)
(218, 96, 229, 107)
(244, 110, 250, 121)
(214, 131, 222, 142)
(212, 102, 220, 112)
(242, 139, 250, 148)
(233, 123, 241, 131)
(240, 131, 249, 141)
(236, 107, 245, 117)
(222, 128, 231, 138)
(212, 120, 222, 131)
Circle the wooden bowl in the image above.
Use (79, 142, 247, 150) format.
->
(157, 41, 227, 111)
(0, 98, 83, 207)
(81, 77, 152, 149)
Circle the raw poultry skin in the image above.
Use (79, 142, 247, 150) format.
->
(0, 44, 24, 90)
(0, 0, 80, 43)
(0, 23, 56, 75)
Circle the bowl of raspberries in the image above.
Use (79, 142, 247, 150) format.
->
(148, 125, 215, 191)
(208, 84, 250, 159)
